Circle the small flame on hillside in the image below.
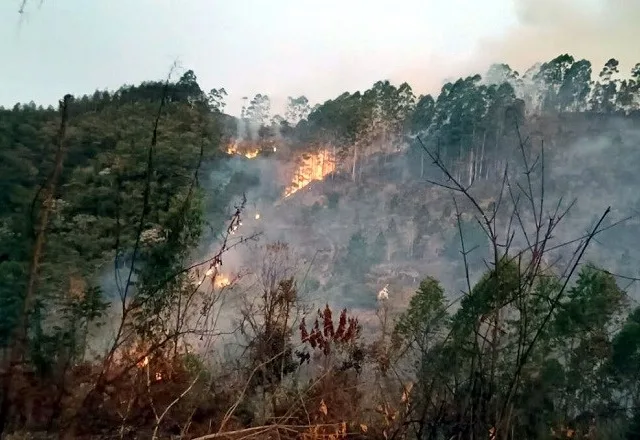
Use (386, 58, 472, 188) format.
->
(226, 142, 259, 159)
(138, 356, 149, 368)
(214, 274, 231, 288)
(284, 149, 335, 198)
(191, 266, 232, 289)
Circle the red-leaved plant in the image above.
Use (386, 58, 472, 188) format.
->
(297, 305, 364, 373)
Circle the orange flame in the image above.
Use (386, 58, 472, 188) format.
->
(284, 149, 335, 198)
(214, 274, 231, 288)
(138, 356, 149, 368)
(191, 265, 233, 289)
(227, 142, 259, 159)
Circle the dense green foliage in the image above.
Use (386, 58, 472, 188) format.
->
(1, 53, 640, 438)
(394, 263, 640, 440)
(0, 70, 248, 366)
(283, 55, 640, 184)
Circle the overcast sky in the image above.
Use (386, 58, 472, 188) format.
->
(1, 0, 638, 115)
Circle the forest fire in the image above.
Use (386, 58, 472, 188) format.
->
(135, 355, 162, 381)
(190, 267, 232, 290)
(226, 142, 259, 159)
(214, 273, 231, 288)
(284, 149, 335, 198)
(137, 356, 149, 369)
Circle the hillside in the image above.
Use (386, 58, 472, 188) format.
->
(222, 111, 640, 314)
(1, 55, 640, 439)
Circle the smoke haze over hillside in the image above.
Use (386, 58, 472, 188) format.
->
(4, 2, 640, 437)
(2, 0, 638, 116)
(479, 0, 639, 73)
(395, 0, 640, 95)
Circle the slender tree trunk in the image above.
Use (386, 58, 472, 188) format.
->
(493, 125, 500, 179)
(332, 145, 336, 181)
(468, 148, 474, 187)
(479, 131, 486, 181)
(470, 125, 476, 186)
(351, 143, 358, 182)
(0, 95, 72, 434)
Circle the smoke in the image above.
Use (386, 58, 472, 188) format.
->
(389, 0, 639, 98)
(476, 0, 639, 76)
(89, 111, 640, 361)
(547, 121, 640, 281)
(216, 0, 638, 117)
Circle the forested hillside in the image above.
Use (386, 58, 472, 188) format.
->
(1, 55, 640, 439)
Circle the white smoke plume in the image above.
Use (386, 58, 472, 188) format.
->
(478, 0, 640, 74)
(391, 0, 639, 96)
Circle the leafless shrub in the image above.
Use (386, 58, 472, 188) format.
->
(392, 121, 627, 438)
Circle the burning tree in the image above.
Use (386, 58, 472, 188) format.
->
(284, 149, 336, 198)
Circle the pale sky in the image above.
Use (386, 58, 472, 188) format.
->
(1, 0, 637, 116)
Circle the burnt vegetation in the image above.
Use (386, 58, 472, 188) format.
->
(0, 55, 640, 439)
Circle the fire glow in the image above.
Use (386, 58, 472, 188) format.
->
(191, 266, 231, 289)
(284, 149, 335, 198)
(226, 142, 259, 159)
(138, 356, 149, 369)
(214, 274, 231, 288)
